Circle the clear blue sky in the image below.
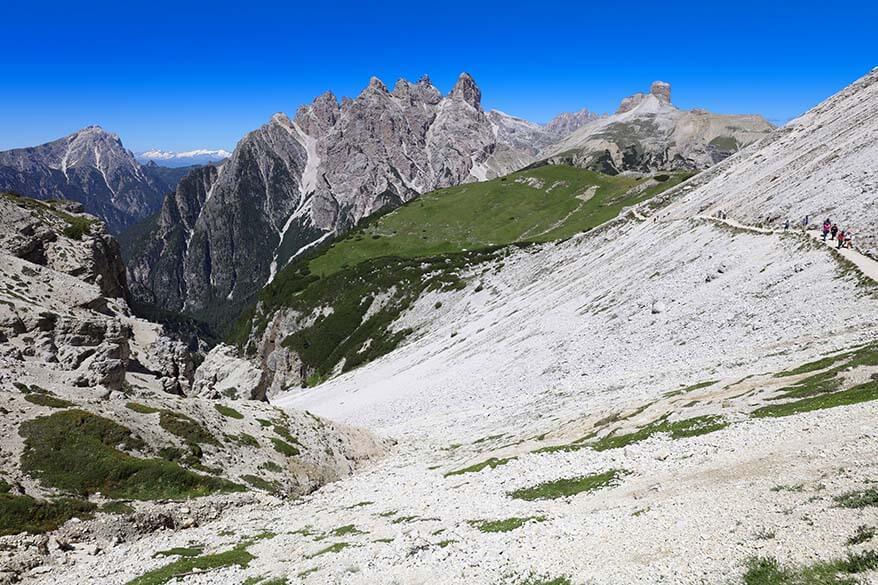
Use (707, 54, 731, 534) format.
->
(2, 0, 875, 153)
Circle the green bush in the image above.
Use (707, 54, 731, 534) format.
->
(0, 493, 95, 536)
(19, 410, 242, 500)
(214, 404, 244, 419)
(159, 411, 219, 446)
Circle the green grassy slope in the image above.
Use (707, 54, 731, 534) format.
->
(234, 166, 694, 380)
(307, 166, 692, 277)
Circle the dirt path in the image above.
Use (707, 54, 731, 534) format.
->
(698, 215, 878, 284)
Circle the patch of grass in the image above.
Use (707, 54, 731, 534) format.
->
(330, 524, 365, 537)
(847, 525, 875, 546)
(127, 542, 255, 585)
(159, 411, 219, 446)
(532, 441, 591, 454)
(473, 433, 505, 445)
(19, 410, 243, 500)
(591, 415, 728, 451)
(664, 380, 718, 398)
(259, 461, 283, 473)
(270, 437, 300, 457)
(100, 501, 135, 515)
(272, 425, 301, 445)
(444, 457, 515, 477)
(770, 483, 805, 493)
(742, 552, 878, 585)
(214, 404, 244, 419)
(753, 381, 878, 418)
(470, 516, 545, 533)
(234, 433, 260, 448)
(297, 567, 319, 578)
(60, 214, 96, 240)
(346, 501, 373, 509)
(306, 542, 350, 558)
(773, 350, 855, 378)
(0, 493, 95, 536)
(154, 546, 204, 558)
(519, 576, 573, 585)
(126, 402, 160, 414)
(835, 488, 878, 509)
(23, 393, 74, 408)
(241, 475, 280, 494)
(509, 469, 622, 501)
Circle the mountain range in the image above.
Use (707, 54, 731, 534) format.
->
(120, 73, 771, 328)
(543, 81, 775, 173)
(1, 68, 876, 585)
(137, 149, 232, 167)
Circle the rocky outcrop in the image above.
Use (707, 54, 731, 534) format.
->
(544, 108, 602, 135)
(0, 194, 127, 299)
(149, 336, 195, 396)
(0, 127, 184, 233)
(191, 344, 265, 400)
(544, 81, 774, 173)
(124, 73, 575, 327)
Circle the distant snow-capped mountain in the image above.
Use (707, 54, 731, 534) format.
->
(137, 149, 232, 168)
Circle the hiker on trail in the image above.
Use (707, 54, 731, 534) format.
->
(801, 215, 809, 230)
(837, 230, 846, 249)
(784, 219, 790, 231)
(831, 223, 839, 240)
(844, 232, 853, 249)
(822, 219, 831, 241)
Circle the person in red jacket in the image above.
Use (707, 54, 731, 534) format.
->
(822, 219, 831, 241)
(837, 230, 846, 249)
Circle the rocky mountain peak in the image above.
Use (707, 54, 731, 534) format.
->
(269, 112, 297, 133)
(450, 72, 481, 109)
(615, 81, 674, 114)
(295, 91, 340, 137)
(392, 76, 442, 105)
(545, 108, 601, 136)
(651, 80, 672, 102)
(367, 76, 388, 93)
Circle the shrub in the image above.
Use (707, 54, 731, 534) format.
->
(19, 410, 242, 500)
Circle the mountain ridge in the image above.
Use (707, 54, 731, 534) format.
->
(0, 127, 183, 233)
(123, 73, 589, 327)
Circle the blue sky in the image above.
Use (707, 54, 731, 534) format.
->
(1, 0, 875, 153)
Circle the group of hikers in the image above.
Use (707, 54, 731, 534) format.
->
(715, 211, 855, 251)
(821, 218, 854, 249)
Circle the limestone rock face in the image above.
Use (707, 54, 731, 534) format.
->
(0, 126, 182, 233)
(650, 80, 672, 102)
(125, 73, 577, 325)
(191, 344, 265, 400)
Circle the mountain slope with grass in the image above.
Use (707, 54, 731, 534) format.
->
(229, 165, 692, 395)
(123, 73, 586, 331)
